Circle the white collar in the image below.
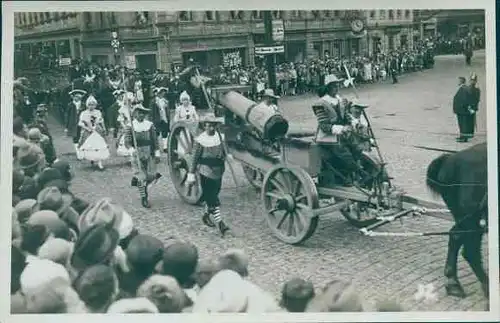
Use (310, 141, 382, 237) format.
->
(132, 119, 152, 131)
(195, 131, 222, 147)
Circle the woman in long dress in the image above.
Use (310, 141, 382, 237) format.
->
(78, 95, 110, 170)
(173, 91, 199, 155)
(116, 91, 135, 163)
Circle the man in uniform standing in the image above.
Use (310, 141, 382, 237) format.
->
(466, 73, 481, 139)
(453, 76, 472, 142)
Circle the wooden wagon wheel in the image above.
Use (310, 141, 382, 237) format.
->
(167, 121, 203, 205)
(340, 153, 391, 228)
(242, 164, 264, 189)
(262, 165, 320, 245)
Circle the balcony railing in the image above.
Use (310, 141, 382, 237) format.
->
(15, 17, 79, 37)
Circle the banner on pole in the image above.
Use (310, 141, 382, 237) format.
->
(125, 55, 136, 69)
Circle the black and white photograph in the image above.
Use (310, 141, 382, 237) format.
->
(2, 1, 499, 321)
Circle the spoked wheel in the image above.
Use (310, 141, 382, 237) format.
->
(167, 122, 203, 205)
(242, 164, 264, 189)
(340, 153, 391, 228)
(262, 165, 319, 245)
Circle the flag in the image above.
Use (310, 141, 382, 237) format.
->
(343, 64, 355, 88)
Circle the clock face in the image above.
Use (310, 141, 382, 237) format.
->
(351, 19, 364, 33)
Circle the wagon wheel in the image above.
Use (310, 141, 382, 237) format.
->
(340, 153, 391, 228)
(242, 165, 264, 189)
(262, 165, 320, 245)
(167, 122, 203, 205)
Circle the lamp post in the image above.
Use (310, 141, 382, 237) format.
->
(111, 31, 120, 65)
(263, 11, 277, 92)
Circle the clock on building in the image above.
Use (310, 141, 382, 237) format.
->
(351, 19, 365, 33)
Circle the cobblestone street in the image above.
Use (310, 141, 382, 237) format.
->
(50, 52, 488, 311)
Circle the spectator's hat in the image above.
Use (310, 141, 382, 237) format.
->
(137, 275, 189, 313)
(470, 72, 478, 81)
(28, 128, 43, 142)
(162, 241, 199, 287)
(38, 238, 74, 266)
(13, 169, 26, 192)
(126, 234, 164, 272)
(71, 223, 120, 270)
(280, 278, 315, 310)
(324, 74, 344, 86)
(20, 258, 71, 295)
(107, 298, 159, 313)
(262, 88, 280, 99)
(17, 145, 43, 170)
(78, 197, 134, 240)
(68, 89, 87, 97)
(198, 112, 224, 124)
(28, 210, 73, 240)
(15, 198, 37, 224)
(113, 89, 126, 97)
(306, 279, 365, 312)
(35, 186, 72, 217)
(52, 160, 73, 182)
(152, 87, 159, 94)
(18, 176, 40, 200)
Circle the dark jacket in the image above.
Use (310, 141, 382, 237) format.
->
(453, 84, 470, 115)
(468, 85, 481, 111)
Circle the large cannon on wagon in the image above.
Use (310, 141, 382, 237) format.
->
(167, 83, 427, 244)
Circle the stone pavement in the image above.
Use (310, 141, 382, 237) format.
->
(47, 51, 488, 311)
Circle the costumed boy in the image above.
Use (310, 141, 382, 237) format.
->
(186, 112, 231, 237)
(124, 103, 162, 208)
(65, 89, 87, 160)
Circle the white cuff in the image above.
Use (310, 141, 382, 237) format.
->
(187, 173, 196, 182)
(331, 125, 345, 135)
(155, 150, 161, 157)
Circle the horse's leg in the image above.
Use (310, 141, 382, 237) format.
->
(461, 232, 489, 299)
(444, 226, 466, 298)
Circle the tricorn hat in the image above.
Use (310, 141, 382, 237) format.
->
(262, 88, 280, 99)
(69, 89, 87, 96)
(113, 89, 126, 97)
(133, 103, 150, 112)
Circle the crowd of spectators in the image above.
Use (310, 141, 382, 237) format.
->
(11, 78, 407, 314)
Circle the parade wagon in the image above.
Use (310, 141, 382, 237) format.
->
(167, 83, 448, 245)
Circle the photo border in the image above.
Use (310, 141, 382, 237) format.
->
(1, 0, 498, 321)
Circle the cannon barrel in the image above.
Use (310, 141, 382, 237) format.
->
(218, 91, 289, 141)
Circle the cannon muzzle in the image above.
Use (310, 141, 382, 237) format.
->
(218, 91, 289, 141)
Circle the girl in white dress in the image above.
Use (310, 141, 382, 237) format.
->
(173, 91, 199, 155)
(78, 95, 110, 170)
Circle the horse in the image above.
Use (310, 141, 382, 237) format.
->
(426, 142, 489, 299)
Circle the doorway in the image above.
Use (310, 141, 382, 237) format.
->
(135, 54, 157, 72)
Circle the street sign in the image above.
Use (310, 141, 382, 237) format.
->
(125, 55, 136, 69)
(272, 20, 284, 42)
(255, 45, 285, 55)
(59, 57, 72, 66)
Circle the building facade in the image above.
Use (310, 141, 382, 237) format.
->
(15, 10, 417, 72)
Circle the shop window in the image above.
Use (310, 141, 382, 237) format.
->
(400, 35, 408, 49)
(388, 10, 394, 20)
(370, 10, 376, 19)
(205, 11, 214, 20)
(311, 10, 321, 19)
(379, 10, 386, 19)
(333, 10, 340, 17)
(397, 10, 402, 19)
(83, 12, 92, 28)
(179, 11, 192, 21)
(136, 12, 149, 26)
(272, 11, 281, 19)
(44, 12, 51, 22)
(230, 11, 244, 20)
(323, 10, 331, 18)
(252, 11, 263, 19)
(405, 10, 411, 18)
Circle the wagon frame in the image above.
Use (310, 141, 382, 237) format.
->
(167, 83, 449, 244)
